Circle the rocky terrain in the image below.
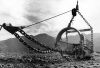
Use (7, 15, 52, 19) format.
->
(0, 33, 99, 68)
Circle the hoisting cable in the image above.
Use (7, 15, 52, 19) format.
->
(22, 10, 71, 29)
(78, 11, 94, 53)
(78, 11, 92, 29)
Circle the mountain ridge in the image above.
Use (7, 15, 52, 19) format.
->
(0, 33, 99, 55)
(0, 33, 56, 54)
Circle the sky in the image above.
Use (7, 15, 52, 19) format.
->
(0, 0, 100, 40)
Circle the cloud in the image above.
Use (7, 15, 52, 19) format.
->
(23, 0, 77, 35)
(0, 0, 100, 40)
(0, 0, 30, 25)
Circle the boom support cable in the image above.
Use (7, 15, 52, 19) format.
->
(22, 10, 71, 29)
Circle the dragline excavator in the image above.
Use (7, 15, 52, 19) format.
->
(0, 0, 94, 60)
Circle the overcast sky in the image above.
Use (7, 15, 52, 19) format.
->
(0, 0, 100, 40)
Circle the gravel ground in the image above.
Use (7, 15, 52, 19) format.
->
(0, 52, 99, 68)
(0, 60, 99, 68)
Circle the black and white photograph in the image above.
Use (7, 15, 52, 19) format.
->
(0, 0, 100, 68)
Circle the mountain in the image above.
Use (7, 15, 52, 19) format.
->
(93, 33, 100, 52)
(0, 33, 100, 56)
(0, 33, 56, 55)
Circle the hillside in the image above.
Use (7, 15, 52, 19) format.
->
(0, 33, 100, 55)
(0, 33, 56, 54)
